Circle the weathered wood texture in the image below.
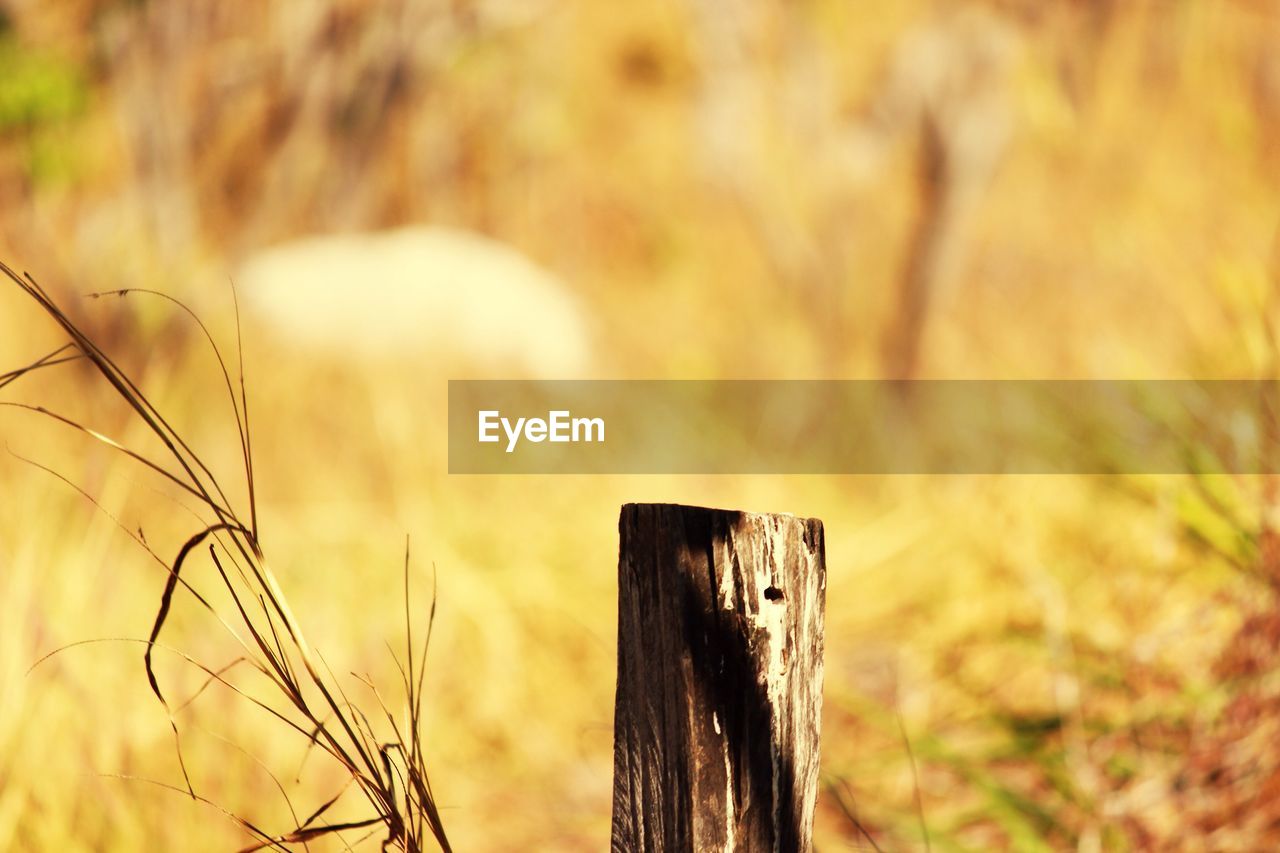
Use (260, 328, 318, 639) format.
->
(611, 503, 827, 852)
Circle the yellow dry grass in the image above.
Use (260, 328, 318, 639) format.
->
(2, 1, 1280, 849)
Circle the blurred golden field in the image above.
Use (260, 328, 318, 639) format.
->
(3, 0, 1280, 850)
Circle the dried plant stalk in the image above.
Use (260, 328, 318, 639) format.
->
(2, 260, 450, 852)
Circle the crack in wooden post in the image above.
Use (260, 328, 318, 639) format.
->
(611, 503, 827, 852)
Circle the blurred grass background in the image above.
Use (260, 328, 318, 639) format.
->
(2, 0, 1280, 849)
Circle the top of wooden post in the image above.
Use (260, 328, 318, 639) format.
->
(612, 502, 827, 853)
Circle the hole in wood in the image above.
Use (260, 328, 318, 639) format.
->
(764, 585, 785, 602)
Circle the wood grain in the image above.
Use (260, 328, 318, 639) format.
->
(611, 503, 827, 852)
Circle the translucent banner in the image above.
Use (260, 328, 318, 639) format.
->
(447, 380, 1280, 474)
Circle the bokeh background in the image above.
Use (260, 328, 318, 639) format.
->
(2, 0, 1280, 849)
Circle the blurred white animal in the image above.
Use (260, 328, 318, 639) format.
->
(236, 226, 593, 377)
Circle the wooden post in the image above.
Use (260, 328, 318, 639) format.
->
(611, 503, 827, 852)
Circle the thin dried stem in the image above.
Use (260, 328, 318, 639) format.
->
(4, 264, 451, 851)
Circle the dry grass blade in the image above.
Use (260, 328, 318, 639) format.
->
(0, 401, 237, 516)
(825, 778, 886, 853)
(103, 774, 289, 852)
(87, 286, 259, 540)
(0, 342, 82, 390)
(3, 263, 452, 851)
